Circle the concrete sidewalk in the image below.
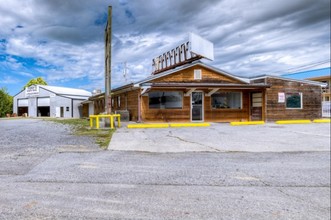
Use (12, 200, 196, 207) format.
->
(109, 122, 331, 152)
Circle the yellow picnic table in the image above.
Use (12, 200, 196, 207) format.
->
(89, 114, 121, 129)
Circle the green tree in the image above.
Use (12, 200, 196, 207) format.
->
(23, 77, 47, 89)
(0, 87, 13, 117)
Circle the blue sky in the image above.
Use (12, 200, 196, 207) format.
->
(0, 0, 330, 96)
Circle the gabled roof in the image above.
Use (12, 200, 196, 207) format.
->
(281, 67, 330, 80)
(13, 85, 92, 98)
(39, 85, 91, 97)
(133, 60, 250, 86)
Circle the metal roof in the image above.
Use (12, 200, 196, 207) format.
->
(39, 85, 91, 97)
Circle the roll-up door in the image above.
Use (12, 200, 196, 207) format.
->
(37, 97, 50, 106)
(18, 99, 29, 107)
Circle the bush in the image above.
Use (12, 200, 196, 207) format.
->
(0, 87, 13, 117)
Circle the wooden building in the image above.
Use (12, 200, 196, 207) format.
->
(281, 67, 330, 118)
(84, 61, 323, 122)
(83, 31, 324, 122)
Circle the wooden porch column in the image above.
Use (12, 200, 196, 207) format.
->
(263, 77, 268, 122)
(137, 92, 142, 122)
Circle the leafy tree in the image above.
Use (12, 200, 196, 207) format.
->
(0, 87, 13, 117)
(23, 77, 47, 89)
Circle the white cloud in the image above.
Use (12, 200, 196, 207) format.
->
(0, 0, 330, 95)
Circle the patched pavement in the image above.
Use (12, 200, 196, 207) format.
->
(109, 122, 331, 152)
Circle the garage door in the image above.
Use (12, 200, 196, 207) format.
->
(18, 99, 29, 107)
(37, 97, 50, 106)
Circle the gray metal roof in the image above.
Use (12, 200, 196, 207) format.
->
(39, 85, 91, 97)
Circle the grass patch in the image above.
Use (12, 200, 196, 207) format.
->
(45, 118, 114, 150)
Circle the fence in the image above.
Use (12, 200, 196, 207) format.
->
(322, 101, 331, 118)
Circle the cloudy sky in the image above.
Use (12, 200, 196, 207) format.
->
(0, 0, 330, 95)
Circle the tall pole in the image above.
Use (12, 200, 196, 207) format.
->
(105, 6, 112, 114)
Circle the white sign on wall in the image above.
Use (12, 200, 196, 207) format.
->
(278, 92, 285, 103)
(26, 85, 39, 97)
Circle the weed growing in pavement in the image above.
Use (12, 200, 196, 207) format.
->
(44, 118, 114, 150)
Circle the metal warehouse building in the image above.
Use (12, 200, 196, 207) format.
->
(13, 85, 91, 118)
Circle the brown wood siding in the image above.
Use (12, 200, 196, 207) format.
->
(93, 99, 104, 115)
(204, 91, 250, 122)
(151, 66, 244, 84)
(82, 104, 89, 117)
(112, 89, 139, 121)
(265, 78, 322, 121)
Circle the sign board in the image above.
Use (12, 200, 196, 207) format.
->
(189, 33, 214, 61)
(278, 92, 285, 103)
(152, 33, 214, 74)
(26, 85, 39, 97)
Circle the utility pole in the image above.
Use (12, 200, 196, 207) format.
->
(105, 6, 112, 114)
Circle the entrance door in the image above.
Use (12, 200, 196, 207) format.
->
(251, 92, 263, 121)
(60, 107, 64, 118)
(191, 91, 203, 121)
(55, 107, 61, 117)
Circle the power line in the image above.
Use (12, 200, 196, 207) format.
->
(271, 59, 330, 75)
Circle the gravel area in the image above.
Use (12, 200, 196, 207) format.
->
(0, 118, 100, 175)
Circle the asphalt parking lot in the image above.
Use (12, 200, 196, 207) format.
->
(0, 119, 330, 219)
(110, 122, 331, 152)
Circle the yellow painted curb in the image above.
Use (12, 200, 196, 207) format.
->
(127, 124, 169, 129)
(275, 120, 311, 124)
(230, 121, 265, 126)
(313, 119, 331, 123)
(169, 123, 210, 127)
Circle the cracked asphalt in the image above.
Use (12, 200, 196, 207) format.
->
(110, 122, 331, 152)
(0, 119, 330, 219)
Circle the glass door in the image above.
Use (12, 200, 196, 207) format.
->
(191, 91, 203, 121)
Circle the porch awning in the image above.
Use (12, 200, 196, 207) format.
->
(141, 82, 271, 89)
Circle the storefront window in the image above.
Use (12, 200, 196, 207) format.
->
(117, 96, 121, 108)
(211, 92, 242, 109)
(286, 93, 302, 109)
(149, 91, 183, 109)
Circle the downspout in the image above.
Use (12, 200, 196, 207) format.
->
(264, 77, 268, 122)
(71, 99, 74, 118)
(125, 92, 128, 110)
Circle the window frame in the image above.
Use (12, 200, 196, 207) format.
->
(117, 96, 121, 108)
(194, 69, 202, 80)
(210, 91, 243, 110)
(285, 92, 303, 109)
(148, 91, 183, 110)
(111, 98, 114, 108)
